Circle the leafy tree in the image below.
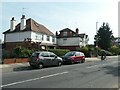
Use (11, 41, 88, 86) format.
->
(94, 22, 114, 50)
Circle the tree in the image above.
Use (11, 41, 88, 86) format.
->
(94, 22, 114, 50)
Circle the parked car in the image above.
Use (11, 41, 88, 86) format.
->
(61, 51, 85, 64)
(29, 51, 63, 69)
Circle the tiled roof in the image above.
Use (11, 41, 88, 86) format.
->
(3, 18, 54, 36)
(58, 28, 88, 38)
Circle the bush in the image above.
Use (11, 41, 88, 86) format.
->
(109, 45, 120, 55)
(76, 46, 90, 57)
(2, 46, 34, 59)
(48, 49, 70, 57)
(99, 49, 113, 56)
(13, 46, 33, 58)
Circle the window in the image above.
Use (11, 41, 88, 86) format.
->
(63, 38, 67, 40)
(47, 36, 50, 41)
(75, 52, 80, 56)
(32, 53, 39, 57)
(41, 52, 49, 57)
(80, 52, 85, 56)
(49, 52, 56, 57)
(42, 35, 44, 41)
(35, 23, 39, 27)
(52, 37, 55, 42)
(36, 33, 41, 40)
(65, 52, 75, 56)
(63, 32, 67, 36)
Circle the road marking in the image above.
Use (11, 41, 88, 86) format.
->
(1, 71, 68, 88)
(40, 72, 68, 79)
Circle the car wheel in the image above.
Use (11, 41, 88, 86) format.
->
(38, 63, 43, 69)
(58, 61, 62, 66)
(81, 59, 85, 63)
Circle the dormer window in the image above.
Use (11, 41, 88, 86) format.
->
(35, 23, 39, 27)
(63, 31, 67, 36)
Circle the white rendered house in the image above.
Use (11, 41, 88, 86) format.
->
(3, 15, 56, 50)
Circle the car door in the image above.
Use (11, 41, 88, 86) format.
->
(40, 52, 51, 66)
(49, 52, 58, 65)
(80, 52, 85, 60)
(74, 52, 80, 61)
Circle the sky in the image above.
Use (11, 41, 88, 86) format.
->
(0, 0, 119, 44)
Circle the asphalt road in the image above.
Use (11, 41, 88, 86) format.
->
(1, 56, 119, 89)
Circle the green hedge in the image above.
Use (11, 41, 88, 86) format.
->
(48, 49, 70, 57)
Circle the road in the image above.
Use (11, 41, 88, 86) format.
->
(1, 56, 119, 89)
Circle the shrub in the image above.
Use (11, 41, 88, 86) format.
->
(13, 46, 33, 58)
(76, 46, 90, 57)
(109, 45, 120, 55)
(48, 49, 70, 57)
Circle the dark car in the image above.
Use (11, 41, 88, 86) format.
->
(29, 51, 63, 69)
(62, 51, 85, 64)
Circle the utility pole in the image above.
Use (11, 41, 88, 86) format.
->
(96, 22, 98, 57)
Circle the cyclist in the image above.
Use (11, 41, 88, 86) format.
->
(101, 50, 107, 60)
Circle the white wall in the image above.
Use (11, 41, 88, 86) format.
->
(57, 37, 81, 46)
(5, 31, 56, 45)
(57, 37, 89, 47)
(31, 32, 56, 44)
(5, 31, 31, 42)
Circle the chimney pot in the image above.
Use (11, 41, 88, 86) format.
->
(11, 17, 15, 20)
(21, 15, 25, 19)
(76, 28, 79, 34)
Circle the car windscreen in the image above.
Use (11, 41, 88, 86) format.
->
(65, 52, 75, 56)
(31, 53, 39, 57)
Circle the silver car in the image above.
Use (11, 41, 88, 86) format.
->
(29, 51, 63, 69)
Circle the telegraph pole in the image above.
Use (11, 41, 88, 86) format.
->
(96, 22, 98, 57)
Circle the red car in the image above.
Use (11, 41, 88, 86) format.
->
(62, 51, 85, 64)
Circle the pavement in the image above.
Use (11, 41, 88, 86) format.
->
(0, 56, 118, 69)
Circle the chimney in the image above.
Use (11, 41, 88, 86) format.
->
(20, 15, 26, 30)
(10, 17, 16, 31)
(56, 31, 58, 36)
(76, 28, 79, 34)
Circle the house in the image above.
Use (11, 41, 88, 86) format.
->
(112, 37, 120, 46)
(3, 15, 56, 50)
(56, 28, 89, 51)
